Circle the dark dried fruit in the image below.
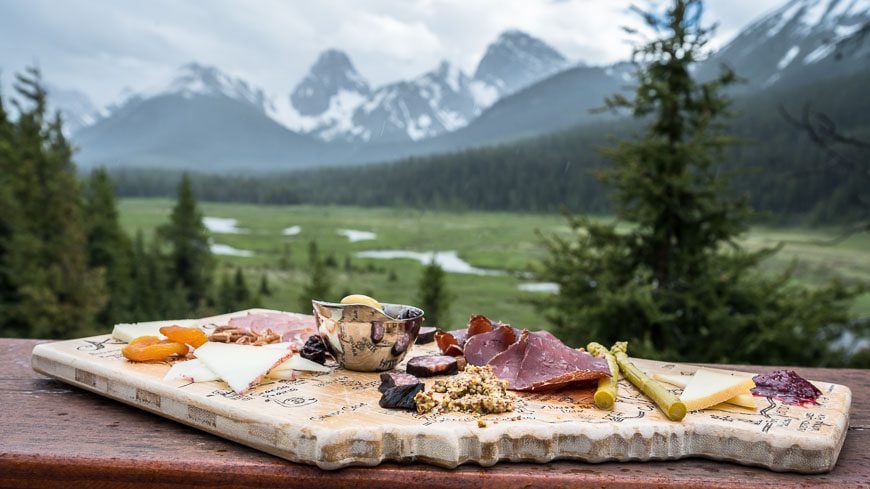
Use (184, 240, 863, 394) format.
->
(407, 355, 459, 377)
(300, 334, 328, 365)
(415, 326, 437, 344)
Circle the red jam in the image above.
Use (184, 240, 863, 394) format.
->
(751, 369, 822, 406)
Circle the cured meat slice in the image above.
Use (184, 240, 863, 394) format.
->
(488, 330, 610, 391)
(464, 325, 517, 366)
(415, 327, 438, 344)
(435, 330, 463, 356)
(467, 315, 494, 337)
(227, 312, 317, 350)
(406, 355, 459, 377)
(379, 371, 421, 393)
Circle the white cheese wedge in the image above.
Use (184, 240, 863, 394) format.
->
(653, 373, 757, 409)
(269, 355, 331, 376)
(163, 359, 220, 383)
(266, 369, 297, 380)
(194, 342, 294, 395)
(112, 319, 200, 342)
(679, 368, 756, 412)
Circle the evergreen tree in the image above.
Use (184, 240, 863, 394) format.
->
(299, 240, 331, 311)
(129, 231, 155, 320)
(216, 270, 234, 313)
(418, 260, 450, 327)
(0, 87, 18, 335)
(83, 168, 133, 326)
(279, 243, 291, 270)
(258, 273, 271, 296)
(159, 174, 213, 312)
(232, 267, 251, 309)
(1, 68, 106, 338)
(536, 0, 861, 366)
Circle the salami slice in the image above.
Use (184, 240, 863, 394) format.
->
(406, 355, 459, 377)
(415, 326, 438, 344)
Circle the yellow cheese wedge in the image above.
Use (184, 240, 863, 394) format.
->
(653, 373, 757, 409)
(194, 342, 294, 395)
(340, 294, 382, 310)
(678, 368, 756, 412)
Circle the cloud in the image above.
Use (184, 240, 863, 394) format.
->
(0, 0, 786, 108)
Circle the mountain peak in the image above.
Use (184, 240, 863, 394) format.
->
(473, 30, 568, 96)
(159, 62, 268, 110)
(705, 0, 869, 88)
(291, 49, 371, 117)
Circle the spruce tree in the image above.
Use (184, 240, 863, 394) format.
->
(0, 87, 18, 335)
(232, 267, 251, 309)
(418, 260, 450, 327)
(537, 0, 860, 366)
(83, 168, 133, 326)
(299, 240, 331, 311)
(159, 174, 213, 312)
(216, 269, 234, 313)
(129, 231, 155, 320)
(2, 68, 106, 338)
(258, 273, 271, 296)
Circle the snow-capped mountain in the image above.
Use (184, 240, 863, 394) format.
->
(45, 84, 101, 135)
(472, 29, 569, 98)
(123, 62, 273, 113)
(289, 49, 370, 117)
(347, 61, 478, 142)
(700, 0, 869, 88)
(277, 30, 569, 143)
(73, 63, 333, 172)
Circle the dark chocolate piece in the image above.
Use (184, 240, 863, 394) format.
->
(378, 372, 424, 410)
(406, 355, 459, 377)
(415, 326, 437, 344)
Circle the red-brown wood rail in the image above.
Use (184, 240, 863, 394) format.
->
(1, 339, 867, 488)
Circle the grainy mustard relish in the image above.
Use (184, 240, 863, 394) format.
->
(414, 365, 515, 415)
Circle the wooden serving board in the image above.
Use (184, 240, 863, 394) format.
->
(30, 310, 851, 473)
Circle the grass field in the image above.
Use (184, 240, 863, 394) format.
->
(118, 198, 870, 329)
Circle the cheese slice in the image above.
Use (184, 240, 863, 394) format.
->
(269, 355, 331, 376)
(194, 342, 294, 395)
(163, 358, 220, 382)
(112, 319, 200, 342)
(653, 373, 757, 409)
(679, 368, 756, 412)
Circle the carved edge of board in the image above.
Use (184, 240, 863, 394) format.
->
(30, 342, 850, 473)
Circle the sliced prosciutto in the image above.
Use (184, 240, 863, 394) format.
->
(227, 312, 317, 350)
(464, 325, 517, 366)
(488, 330, 610, 391)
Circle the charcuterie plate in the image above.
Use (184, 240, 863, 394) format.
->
(30, 309, 851, 473)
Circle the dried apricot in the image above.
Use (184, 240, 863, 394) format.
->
(122, 335, 189, 362)
(159, 325, 208, 348)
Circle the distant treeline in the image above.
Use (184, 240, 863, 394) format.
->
(106, 69, 870, 224)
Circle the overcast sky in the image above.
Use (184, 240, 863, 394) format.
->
(0, 0, 785, 107)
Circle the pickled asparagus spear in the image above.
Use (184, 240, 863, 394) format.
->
(587, 342, 618, 410)
(611, 342, 686, 421)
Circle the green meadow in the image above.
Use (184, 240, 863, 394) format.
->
(119, 199, 870, 329)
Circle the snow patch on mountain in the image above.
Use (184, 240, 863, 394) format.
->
(777, 45, 801, 69)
